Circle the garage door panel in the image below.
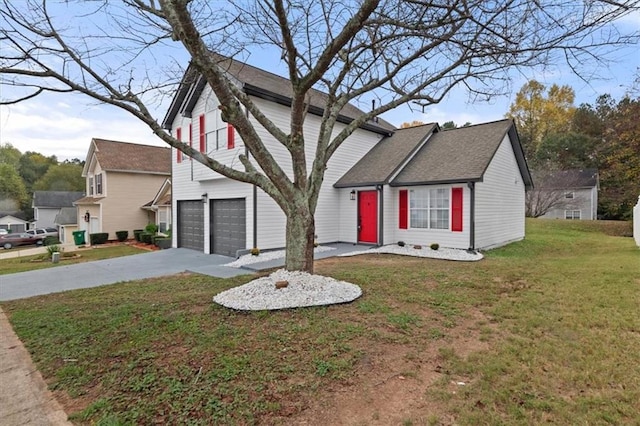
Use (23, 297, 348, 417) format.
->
(178, 200, 204, 251)
(210, 199, 245, 256)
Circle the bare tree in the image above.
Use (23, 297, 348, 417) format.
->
(1, 0, 638, 272)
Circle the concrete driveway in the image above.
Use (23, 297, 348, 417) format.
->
(0, 248, 252, 301)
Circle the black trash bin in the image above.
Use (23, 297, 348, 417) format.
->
(72, 230, 86, 245)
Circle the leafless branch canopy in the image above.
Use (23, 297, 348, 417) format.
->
(1, 0, 638, 207)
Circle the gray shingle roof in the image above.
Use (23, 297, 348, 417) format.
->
(162, 55, 395, 135)
(92, 139, 171, 175)
(334, 123, 438, 188)
(335, 119, 533, 189)
(33, 191, 85, 208)
(391, 119, 531, 187)
(54, 207, 77, 225)
(530, 168, 598, 189)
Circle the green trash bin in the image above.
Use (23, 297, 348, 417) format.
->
(72, 230, 86, 245)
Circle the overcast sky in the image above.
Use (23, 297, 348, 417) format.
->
(1, 8, 638, 161)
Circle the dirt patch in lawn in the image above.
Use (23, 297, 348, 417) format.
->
(289, 308, 493, 425)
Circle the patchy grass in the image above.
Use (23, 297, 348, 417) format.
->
(2, 219, 639, 425)
(0, 246, 148, 275)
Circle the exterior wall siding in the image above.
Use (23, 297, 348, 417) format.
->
(474, 135, 526, 249)
(34, 208, 59, 229)
(389, 185, 471, 249)
(171, 90, 382, 253)
(98, 172, 168, 240)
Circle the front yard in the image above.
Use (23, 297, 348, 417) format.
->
(2, 219, 638, 425)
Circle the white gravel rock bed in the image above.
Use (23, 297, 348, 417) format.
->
(213, 269, 362, 311)
(224, 246, 336, 268)
(339, 245, 483, 261)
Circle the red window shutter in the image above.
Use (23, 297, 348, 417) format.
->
(451, 187, 463, 232)
(227, 123, 235, 149)
(176, 127, 182, 163)
(199, 114, 205, 152)
(399, 190, 408, 229)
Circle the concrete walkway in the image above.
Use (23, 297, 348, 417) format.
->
(0, 307, 72, 425)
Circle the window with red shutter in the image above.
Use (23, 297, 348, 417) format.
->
(176, 127, 182, 163)
(399, 190, 408, 229)
(451, 187, 463, 232)
(199, 114, 205, 152)
(227, 123, 235, 149)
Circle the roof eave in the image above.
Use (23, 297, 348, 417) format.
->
(389, 177, 482, 187)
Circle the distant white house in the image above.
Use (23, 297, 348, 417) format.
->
(32, 191, 85, 229)
(0, 214, 29, 233)
(162, 57, 533, 256)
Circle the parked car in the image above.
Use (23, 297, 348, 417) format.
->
(0, 233, 44, 249)
(25, 227, 59, 239)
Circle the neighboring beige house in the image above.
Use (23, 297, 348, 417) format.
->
(74, 139, 171, 240)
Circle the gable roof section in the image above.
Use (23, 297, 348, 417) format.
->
(33, 191, 85, 208)
(54, 207, 78, 225)
(162, 55, 395, 135)
(391, 119, 532, 188)
(83, 139, 171, 176)
(334, 123, 438, 188)
(530, 168, 598, 189)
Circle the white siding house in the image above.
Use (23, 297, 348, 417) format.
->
(164, 57, 532, 255)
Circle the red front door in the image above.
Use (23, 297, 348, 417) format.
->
(358, 190, 378, 243)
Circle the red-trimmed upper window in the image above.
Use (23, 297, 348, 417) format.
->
(227, 123, 235, 149)
(451, 187, 463, 232)
(399, 189, 408, 229)
(176, 127, 182, 163)
(199, 114, 205, 152)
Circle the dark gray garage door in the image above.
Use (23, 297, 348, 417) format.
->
(210, 198, 246, 256)
(177, 200, 204, 251)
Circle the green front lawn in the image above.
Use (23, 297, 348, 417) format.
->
(0, 245, 148, 275)
(2, 219, 638, 425)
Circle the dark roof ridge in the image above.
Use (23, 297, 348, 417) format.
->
(439, 118, 512, 132)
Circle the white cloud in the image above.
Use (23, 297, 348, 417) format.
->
(0, 96, 165, 161)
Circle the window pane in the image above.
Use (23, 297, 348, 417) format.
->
(410, 209, 428, 228)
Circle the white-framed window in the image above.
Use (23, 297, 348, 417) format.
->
(565, 210, 581, 220)
(158, 209, 171, 233)
(565, 192, 574, 199)
(409, 188, 449, 229)
(95, 173, 103, 195)
(205, 109, 228, 152)
(89, 176, 94, 195)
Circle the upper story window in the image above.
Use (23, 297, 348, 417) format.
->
(95, 173, 103, 195)
(565, 192, 574, 199)
(205, 108, 236, 152)
(409, 188, 449, 230)
(89, 176, 94, 195)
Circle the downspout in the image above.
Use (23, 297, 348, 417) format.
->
(467, 182, 475, 251)
(246, 107, 258, 249)
(377, 185, 383, 246)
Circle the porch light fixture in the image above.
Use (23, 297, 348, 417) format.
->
(84, 211, 90, 222)
(201, 193, 208, 203)
(350, 190, 356, 201)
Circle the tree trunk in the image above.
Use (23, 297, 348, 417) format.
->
(284, 204, 316, 273)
